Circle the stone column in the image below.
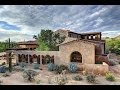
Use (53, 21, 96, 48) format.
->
(16, 54, 19, 64)
(28, 54, 30, 64)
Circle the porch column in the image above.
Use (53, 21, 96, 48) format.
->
(16, 54, 19, 64)
(40, 55, 43, 67)
(28, 54, 30, 64)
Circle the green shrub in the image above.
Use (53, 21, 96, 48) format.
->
(23, 69, 39, 82)
(86, 74, 96, 83)
(68, 63, 78, 73)
(33, 63, 40, 69)
(105, 72, 115, 81)
(73, 75, 83, 81)
(47, 63, 55, 71)
(54, 64, 68, 74)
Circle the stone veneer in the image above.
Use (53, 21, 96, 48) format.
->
(58, 39, 95, 65)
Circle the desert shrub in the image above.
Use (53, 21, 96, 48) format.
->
(55, 74, 68, 85)
(86, 74, 96, 83)
(19, 62, 27, 68)
(68, 63, 78, 73)
(13, 66, 24, 72)
(109, 59, 118, 66)
(47, 63, 55, 71)
(1, 62, 6, 65)
(82, 71, 88, 76)
(33, 63, 40, 69)
(0, 66, 7, 73)
(54, 64, 68, 74)
(73, 75, 83, 81)
(105, 72, 115, 81)
(2, 72, 10, 77)
(34, 75, 41, 84)
(0, 80, 3, 85)
(23, 69, 39, 82)
(35, 79, 41, 84)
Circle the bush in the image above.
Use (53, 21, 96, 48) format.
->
(54, 64, 68, 74)
(1, 62, 6, 65)
(23, 69, 39, 82)
(47, 63, 55, 71)
(0, 80, 3, 85)
(105, 72, 115, 81)
(13, 66, 24, 72)
(68, 63, 78, 73)
(33, 63, 40, 69)
(86, 74, 96, 83)
(0, 66, 7, 73)
(2, 72, 10, 77)
(73, 75, 83, 81)
(109, 59, 118, 66)
(55, 74, 68, 85)
(20, 62, 27, 68)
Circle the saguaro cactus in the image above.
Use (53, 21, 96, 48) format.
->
(8, 52, 12, 72)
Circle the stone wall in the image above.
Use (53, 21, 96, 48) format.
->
(59, 40, 95, 65)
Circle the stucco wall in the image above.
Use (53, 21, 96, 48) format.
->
(59, 40, 95, 65)
(83, 64, 109, 75)
(19, 45, 37, 49)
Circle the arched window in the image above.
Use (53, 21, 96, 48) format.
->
(70, 51, 82, 63)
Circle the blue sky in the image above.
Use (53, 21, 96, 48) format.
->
(0, 5, 120, 42)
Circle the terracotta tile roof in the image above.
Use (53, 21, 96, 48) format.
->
(57, 38, 105, 46)
(18, 40, 37, 45)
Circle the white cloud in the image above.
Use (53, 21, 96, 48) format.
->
(0, 5, 120, 41)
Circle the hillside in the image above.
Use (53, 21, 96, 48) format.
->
(114, 35, 120, 39)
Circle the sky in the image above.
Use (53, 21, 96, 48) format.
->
(0, 5, 120, 42)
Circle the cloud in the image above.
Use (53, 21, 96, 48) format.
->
(0, 5, 120, 41)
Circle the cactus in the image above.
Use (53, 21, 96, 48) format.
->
(23, 69, 39, 82)
(33, 63, 40, 69)
(68, 63, 78, 73)
(19, 62, 27, 68)
(47, 63, 55, 71)
(0, 66, 7, 73)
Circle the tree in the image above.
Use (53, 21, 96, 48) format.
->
(105, 38, 120, 55)
(33, 29, 65, 51)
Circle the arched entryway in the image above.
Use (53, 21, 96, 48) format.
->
(70, 51, 82, 63)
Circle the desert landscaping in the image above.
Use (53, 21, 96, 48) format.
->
(1, 59, 120, 85)
(0, 5, 120, 85)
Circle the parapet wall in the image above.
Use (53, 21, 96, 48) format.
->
(83, 63, 109, 75)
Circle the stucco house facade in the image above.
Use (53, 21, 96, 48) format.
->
(6, 29, 109, 75)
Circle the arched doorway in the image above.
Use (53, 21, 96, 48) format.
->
(70, 51, 82, 63)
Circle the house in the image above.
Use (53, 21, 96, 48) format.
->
(6, 29, 109, 75)
(17, 40, 38, 50)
